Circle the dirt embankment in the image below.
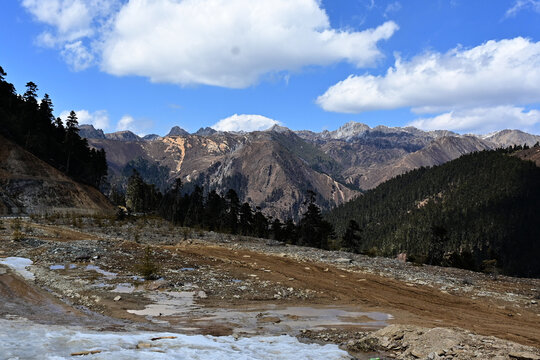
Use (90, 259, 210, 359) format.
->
(0, 135, 114, 215)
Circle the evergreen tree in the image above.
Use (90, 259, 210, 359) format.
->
(185, 186, 204, 227)
(224, 189, 240, 234)
(204, 190, 225, 231)
(0, 68, 108, 189)
(342, 219, 361, 253)
(298, 190, 335, 250)
(270, 218, 283, 241)
(125, 169, 145, 212)
(282, 218, 298, 244)
(239, 202, 254, 235)
(253, 207, 269, 238)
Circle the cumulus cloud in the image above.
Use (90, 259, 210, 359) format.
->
(116, 115, 135, 131)
(115, 114, 153, 135)
(22, 0, 398, 87)
(212, 114, 281, 132)
(384, 2, 401, 17)
(59, 109, 110, 130)
(506, 0, 540, 17)
(317, 37, 540, 113)
(21, 0, 121, 70)
(61, 40, 95, 70)
(409, 106, 540, 134)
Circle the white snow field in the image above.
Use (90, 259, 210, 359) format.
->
(0, 319, 351, 360)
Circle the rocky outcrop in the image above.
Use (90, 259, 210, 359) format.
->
(166, 126, 189, 137)
(78, 125, 106, 140)
(348, 325, 540, 360)
(105, 130, 141, 142)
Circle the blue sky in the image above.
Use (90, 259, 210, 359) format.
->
(1, 0, 540, 136)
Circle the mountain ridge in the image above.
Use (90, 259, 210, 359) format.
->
(80, 121, 539, 219)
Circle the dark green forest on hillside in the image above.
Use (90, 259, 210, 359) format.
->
(325, 149, 540, 277)
(0, 66, 107, 188)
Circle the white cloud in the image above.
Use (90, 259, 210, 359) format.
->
(317, 37, 540, 113)
(21, 0, 121, 70)
(384, 2, 401, 17)
(116, 115, 135, 131)
(59, 109, 110, 130)
(409, 106, 540, 134)
(116, 114, 153, 135)
(506, 0, 540, 17)
(22, 0, 397, 86)
(61, 41, 94, 70)
(212, 114, 280, 132)
(102, 0, 397, 88)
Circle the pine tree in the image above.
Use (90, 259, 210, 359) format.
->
(342, 219, 361, 253)
(239, 202, 253, 235)
(224, 189, 240, 233)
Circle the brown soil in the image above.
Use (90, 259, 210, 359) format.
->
(169, 243, 540, 347)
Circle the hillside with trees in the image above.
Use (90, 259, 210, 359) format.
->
(0, 66, 107, 189)
(325, 148, 540, 277)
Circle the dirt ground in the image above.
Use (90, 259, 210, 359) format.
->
(0, 215, 539, 358)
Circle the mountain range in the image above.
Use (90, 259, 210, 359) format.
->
(79, 123, 540, 219)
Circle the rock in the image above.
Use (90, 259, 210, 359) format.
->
(151, 336, 177, 341)
(113, 295, 121, 302)
(509, 352, 540, 360)
(257, 316, 281, 323)
(136, 342, 152, 349)
(197, 290, 208, 299)
(336, 258, 352, 264)
(71, 350, 102, 356)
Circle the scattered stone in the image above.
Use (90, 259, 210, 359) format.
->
(509, 352, 540, 360)
(71, 350, 102, 356)
(151, 336, 177, 341)
(257, 316, 281, 324)
(113, 295, 121, 302)
(197, 290, 208, 299)
(136, 342, 152, 349)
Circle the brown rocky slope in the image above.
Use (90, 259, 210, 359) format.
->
(0, 135, 114, 215)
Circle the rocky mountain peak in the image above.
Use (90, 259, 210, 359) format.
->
(333, 121, 370, 139)
(195, 127, 218, 136)
(166, 126, 189, 137)
(267, 124, 292, 134)
(78, 124, 106, 140)
(143, 134, 161, 141)
(482, 129, 540, 147)
(104, 130, 141, 142)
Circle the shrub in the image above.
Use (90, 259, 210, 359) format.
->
(137, 246, 159, 280)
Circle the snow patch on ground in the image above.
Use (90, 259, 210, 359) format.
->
(0, 319, 351, 359)
(0, 256, 34, 280)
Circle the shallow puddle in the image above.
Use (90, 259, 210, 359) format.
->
(128, 291, 196, 317)
(112, 283, 137, 293)
(85, 264, 117, 278)
(127, 291, 392, 336)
